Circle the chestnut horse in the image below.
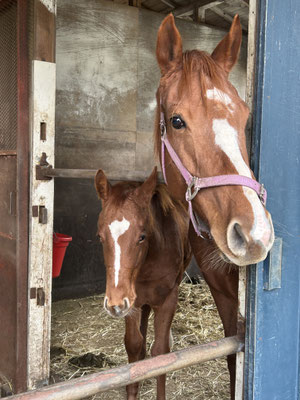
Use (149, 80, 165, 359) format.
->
(95, 167, 191, 400)
(155, 14, 274, 398)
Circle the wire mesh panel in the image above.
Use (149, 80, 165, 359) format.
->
(0, 0, 17, 152)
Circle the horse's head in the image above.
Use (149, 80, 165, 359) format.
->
(155, 14, 274, 266)
(95, 168, 157, 317)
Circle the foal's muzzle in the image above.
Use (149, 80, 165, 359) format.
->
(104, 296, 130, 318)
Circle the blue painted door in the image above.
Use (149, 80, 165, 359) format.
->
(245, 1, 300, 399)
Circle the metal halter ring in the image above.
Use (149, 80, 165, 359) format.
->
(186, 177, 200, 201)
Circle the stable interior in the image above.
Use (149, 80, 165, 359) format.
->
(50, 0, 250, 398)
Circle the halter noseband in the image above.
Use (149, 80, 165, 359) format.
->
(160, 105, 267, 239)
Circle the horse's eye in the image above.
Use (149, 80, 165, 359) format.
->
(170, 115, 186, 130)
(138, 234, 146, 243)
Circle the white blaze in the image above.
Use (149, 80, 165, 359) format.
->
(206, 88, 234, 113)
(212, 118, 270, 243)
(109, 217, 130, 287)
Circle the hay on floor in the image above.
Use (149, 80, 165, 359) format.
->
(51, 280, 230, 399)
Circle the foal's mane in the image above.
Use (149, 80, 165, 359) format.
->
(109, 181, 189, 252)
(154, 50, 226, 158)
(153, 184, 188, 240)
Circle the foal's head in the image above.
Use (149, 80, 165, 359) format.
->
(95, 168, 157, 318)
(155, 14, 274, 266)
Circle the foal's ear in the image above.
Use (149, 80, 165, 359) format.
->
(136, 167, 157, 205)
(211, 14, 242, 76)
(156, 14, 183, 75)
(95, 169, 111, 202)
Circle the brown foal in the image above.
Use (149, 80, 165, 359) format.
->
(95, 167, 191, 400)
(155, 14, 274, 398)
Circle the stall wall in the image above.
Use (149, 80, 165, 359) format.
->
(53, 0, 247, 299)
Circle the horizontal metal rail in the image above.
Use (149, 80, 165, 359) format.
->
(9, 336, 243, 400)
(38, 165, 164, 183)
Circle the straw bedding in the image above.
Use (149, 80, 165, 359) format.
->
(50, 278, 230, 399)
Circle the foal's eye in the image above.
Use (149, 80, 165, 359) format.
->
(138, 234, 146, 243)
(170, 115, 186, 130)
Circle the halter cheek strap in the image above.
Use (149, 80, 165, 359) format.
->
(160, 107, 267, 238)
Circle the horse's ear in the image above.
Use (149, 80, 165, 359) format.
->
(156, 14, 183, 75)
(211, 14, 242, 76)
(95, 169, 111, 202)
(136, 167, 157, 205)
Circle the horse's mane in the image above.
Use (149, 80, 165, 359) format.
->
(152, 183, 188, 239)
(152, 184, 191, 260)
(154, 50, 226, 159)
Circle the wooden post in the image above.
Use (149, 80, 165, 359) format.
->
(27, 0, 56, 390)
(235, 1, 257, 399)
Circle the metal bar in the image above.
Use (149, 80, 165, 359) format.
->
(9, 336, 243, 400)
(40, 166, 164, 183)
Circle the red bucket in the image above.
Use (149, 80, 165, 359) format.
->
(53, 233, 72, 278)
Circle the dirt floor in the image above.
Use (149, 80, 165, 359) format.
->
(50, 279, 230, 399)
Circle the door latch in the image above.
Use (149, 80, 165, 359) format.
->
(30, 287, 46, 306)
(32, 205, 48, 224)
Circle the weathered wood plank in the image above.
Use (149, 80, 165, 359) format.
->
(173, 0, 221, 16)
(235, 1, 257, 398)
(27, 60, 56, 390)
(245, 0, 257, 110)
(34, 0, 56, 62)
(0, 156, 17, 392)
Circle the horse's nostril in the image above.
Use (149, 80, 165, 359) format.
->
(227, 221, 248, 257)
(124, 297, 130, 310)
(233, 223, 247, 247)
(105, 298, 131, 318)
(113, 305, 122, 316)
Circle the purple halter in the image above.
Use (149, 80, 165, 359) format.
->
(160, 106, 267, 238)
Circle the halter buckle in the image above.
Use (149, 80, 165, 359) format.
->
(259, 184, 266, 204)
(186, 177, 199, 201)
(160, 120, 166, 138)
